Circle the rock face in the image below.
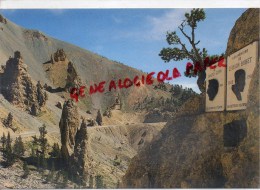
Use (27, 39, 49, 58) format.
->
(24, 30, 48, 41)
(222, 50, 259, 188)
(59, 101, 89, 183)
(121, 9, 259, 188)
(65, 62, 82, 91)
(0, 14, 7, 24)
(71, 119, 88, 183)
(110, 94, 121, 110)
(51, 49, 67, 62)
(59, 105, 89, 185)
(87, 119, 98, 127)
(44, 49, 82, 91)
(59, 100, 80, 164)
(226, 8, 259, 56)
(0, 51, 47, 115)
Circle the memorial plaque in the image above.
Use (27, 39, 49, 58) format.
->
(206, 59, 226, 112)
(226, 41, 259, 110)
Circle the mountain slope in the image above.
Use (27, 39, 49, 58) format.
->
(0, 13, 173, 138)
(0, 15, 172, 113)
(0, 13, 173, 188)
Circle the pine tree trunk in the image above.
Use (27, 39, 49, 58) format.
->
(197, 70, 206, 93)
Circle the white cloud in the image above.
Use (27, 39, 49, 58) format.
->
(112, 16, 122, 24)
(181, 82, 200, 93)
(145, 9, 191, 40)
(170, 80, 201, 93)
(47, 9, 65, 15)
(112, 9, 191, 42)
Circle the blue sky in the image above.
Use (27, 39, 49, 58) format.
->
(1, 9, 246, 92)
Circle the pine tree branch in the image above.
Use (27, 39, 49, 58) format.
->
(178, 23, 203, 65)
(178, 40, 196, 63)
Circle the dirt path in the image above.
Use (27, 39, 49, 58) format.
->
(14, 121, 166, 139)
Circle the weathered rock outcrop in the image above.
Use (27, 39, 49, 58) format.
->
(110, 94, 121, 110)
(59, 100, 80, 164)
(221, 46, 259, 188)
(44, 49, 82, 91)
(65, 62, 82, 91)
(226, 8, 259, 56)
(0, 14, 7, 24)
(24, 30, 48, 41)
(87, 119, 98, 126)
(71, 119, 88, 184)
(122, 8, 259, 188)
(0, 51, 48, 115)
(51, 49, 67, 62)
(59, 101, 90, 184)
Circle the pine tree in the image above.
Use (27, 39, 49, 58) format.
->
(31, 125, 48, 169)
(4, 112, 13, 129)
(51, 161, 55, 174)
(116, 180, 120, 188)
(42, 156, 48, 170)
(62, 171, 69, 188)
(95, 175, 104, 189)
(46, 162, 55, 183)
(159, 9, 209, 92)
(39, 124, 48, 157)
(54, 171, 61, 184)
(96, 110, 102, 126)
(4, 132, 14, 166)
(89, 175, 94, 188)
(1, 133, 6, 150)
(13, 136, 25, 158)
(31, 103, 39, 116)
(50, 143, 60, 158)
(30, 145, 36, 164)
(36, 81, 48, 107)
(22, 161, 30, 178)
(30, 135, 38, 163)
(46, 170, 52, 183)
(31, 135, 39, 151)
(35, 146, 41, 170)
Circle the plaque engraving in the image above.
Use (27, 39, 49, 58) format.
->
(226, 41, 258, 110)
(206, 59, 226, 112)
